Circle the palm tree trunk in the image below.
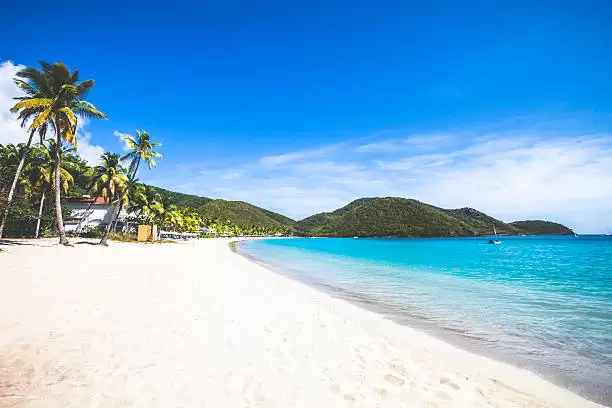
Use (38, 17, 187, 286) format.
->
(100, 200, 119, 245)
(101, 159, 140, 245)
(113, 201, 124, 232)
(35, 191, 45, 238)
(54, 132, 69, 246)
(74, 199, 96, 236)
(0, 130, 35, 239)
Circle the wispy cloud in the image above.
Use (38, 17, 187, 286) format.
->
(356, 133, 452, 153)
(0, 60, 107, 164)
(150, 125, 612, 233)
(113, 130, 132, 151)
(257, 144, 341, 167)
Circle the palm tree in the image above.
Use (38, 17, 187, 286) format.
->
(121, 130, 162, 180)
(0, 144, 29, 196)
(102, 130, 162, 244)
(122, 182, 148, 232)
(0, 64, 55, 239)
(96, 153, 129, 245)
(28, 141, 75, 238)
(9, 62, 107, 245)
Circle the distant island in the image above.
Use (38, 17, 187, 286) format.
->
(148, 190, 573, 238)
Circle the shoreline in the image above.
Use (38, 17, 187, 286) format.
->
(0, 238, 606, 407)
(233, 238, 608, 405)
(233, 237, 608, 407)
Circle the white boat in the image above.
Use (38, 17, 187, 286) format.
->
(489, 224, 501, 244)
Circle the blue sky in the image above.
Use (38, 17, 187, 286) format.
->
(1, 0, 612, 232)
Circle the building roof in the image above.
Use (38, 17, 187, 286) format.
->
(65, 196, 111, 205)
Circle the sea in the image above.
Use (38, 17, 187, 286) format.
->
(237, 236, 612, 406)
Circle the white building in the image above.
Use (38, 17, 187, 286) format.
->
(64, 197, 117, 232)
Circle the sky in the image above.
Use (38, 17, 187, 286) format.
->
(1, 0, 612, 232)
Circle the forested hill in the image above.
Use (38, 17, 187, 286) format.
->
(133, 188, 574, 237)
(144, 186, 213, 208)
(442, 207, 522, 235)
(144, 185, 295, 230)
(197, 200, 296, 230)
(510, 220, 575, 236)
(295, 197, 574, 237)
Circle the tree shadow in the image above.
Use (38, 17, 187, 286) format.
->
(0, 239, 35, 247)
(74, 241, 100, 246)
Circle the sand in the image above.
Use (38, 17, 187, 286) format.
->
(0, 238, 605, 408)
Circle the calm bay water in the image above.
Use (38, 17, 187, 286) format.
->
(238, 236, 612, 405)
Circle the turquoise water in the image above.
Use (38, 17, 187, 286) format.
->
(238, 236, 612, 405)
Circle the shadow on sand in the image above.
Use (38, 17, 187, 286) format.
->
(0, 239, 35, 247)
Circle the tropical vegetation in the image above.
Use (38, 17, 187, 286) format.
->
(0, 140, 294, 239)
(2, 61, 107, 244)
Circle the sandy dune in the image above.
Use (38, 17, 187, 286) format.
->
(0, 238, 604, 407)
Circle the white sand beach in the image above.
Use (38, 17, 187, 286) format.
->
(0, 238, 605, 408)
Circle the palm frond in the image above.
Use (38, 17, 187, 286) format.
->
(58, 107, 77, 128)
(72, 105, 108, 120)
(28, 108, 52, 132)
(11, 98, 53, 112)
(76, 79, 94, 95)
(15, 67, 51, 96)
(38, 61, 53, 72)
(120, 151, 137, 161)
(63, 126, 77, 149)
(13, 79, 38, 96)
(146, 158, 158, 169)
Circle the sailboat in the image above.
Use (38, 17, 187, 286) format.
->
(489, 224, 502, 244)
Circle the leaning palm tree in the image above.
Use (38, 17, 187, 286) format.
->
(73, 153, 122, 236)
(8, 62, 107, 245)
(95, 153, 129, 245)
(0, 144, 28, 195)
(102, 130, 162, 244)
(28, 141, 75, 238)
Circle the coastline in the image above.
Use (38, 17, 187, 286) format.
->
(234, 236, 612, 405)
(0, 238, 605, 407)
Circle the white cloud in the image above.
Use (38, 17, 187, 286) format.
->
(0, 60, 106, 164)
(152, 126, 612, 233)
(356, 133, 453, 153)
(113, 130, 132, 151)
(257, 144, 340, 167)
(0, 60, 28, 145)
(222, 171, 241, 180)
(77, 131, 105, 165)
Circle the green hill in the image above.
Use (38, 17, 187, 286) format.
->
(510, 220, 574, 235)
(296, 197, 573, 237)
(197, 200, 296, 230)
(142, 186, 295, 230)
(134, 187, 573, 237)
(443, 207, 522, 235)
(144, 185, 213, 208)
(296, 197, 476, 237)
